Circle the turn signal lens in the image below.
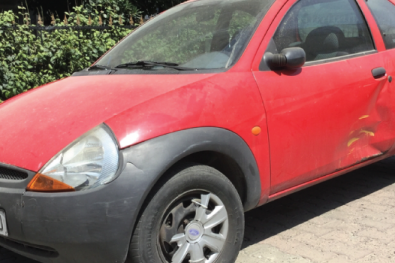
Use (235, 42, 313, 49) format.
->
(252, 126, 261, 136)
(27, 173, 75, 192)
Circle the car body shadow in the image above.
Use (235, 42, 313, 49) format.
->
(242, 156, 395, 249)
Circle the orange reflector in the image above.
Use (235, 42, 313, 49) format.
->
(252, 126, 261, 136)
(27, 173, 75, 192)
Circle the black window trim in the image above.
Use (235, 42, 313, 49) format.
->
(304, 49, 377, 66)
(364, 0, 395, 50)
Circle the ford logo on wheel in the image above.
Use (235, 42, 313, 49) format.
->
(189, 229, 200, 236)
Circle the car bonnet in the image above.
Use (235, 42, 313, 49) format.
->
(0, 74, 213, 172)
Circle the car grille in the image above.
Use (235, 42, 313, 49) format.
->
(0, 166, 28, 180)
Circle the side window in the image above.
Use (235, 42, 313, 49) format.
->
(272, 0, 374, 62)
(366, 0, 395, 49)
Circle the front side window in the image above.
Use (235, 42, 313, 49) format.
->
(97, 0, 275, 71)
(366, 0, 395, 49)
(272, 0, 374, 62)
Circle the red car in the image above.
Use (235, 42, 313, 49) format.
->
(1, 0, 395, 262)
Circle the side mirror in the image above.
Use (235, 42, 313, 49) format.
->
(264, 47, 306, 70)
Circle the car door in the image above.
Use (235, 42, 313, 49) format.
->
(252, 0, 395, 194)
(364, 0, 395, 150)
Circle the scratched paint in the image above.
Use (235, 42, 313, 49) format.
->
(338, 74, 393, 169)
(347, 137, 360, 147)
(359, 115, 369, 120)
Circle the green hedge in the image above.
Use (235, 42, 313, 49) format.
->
(0, 0, 140, 102)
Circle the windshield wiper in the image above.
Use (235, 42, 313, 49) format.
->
(88, 64, 118, 71)
(115, 61, 197, 71)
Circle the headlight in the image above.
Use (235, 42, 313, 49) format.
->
(27, 125, 120, 192)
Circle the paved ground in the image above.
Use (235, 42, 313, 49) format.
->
(1, 157, 395, 262)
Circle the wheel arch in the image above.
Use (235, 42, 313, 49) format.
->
(176, 151, 247, 206)
(121, 127, 262, 214)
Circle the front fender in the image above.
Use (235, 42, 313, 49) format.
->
(122, 127, 262, 212)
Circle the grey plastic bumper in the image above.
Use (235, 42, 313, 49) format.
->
(0, 162, 143, 263)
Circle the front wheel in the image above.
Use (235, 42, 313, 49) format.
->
(128, 165, 244, 263)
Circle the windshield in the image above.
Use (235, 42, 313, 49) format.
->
(97, 0, 275, 71)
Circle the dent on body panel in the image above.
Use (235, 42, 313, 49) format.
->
(337, 76, 392, 168)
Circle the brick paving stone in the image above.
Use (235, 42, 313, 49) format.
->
(237, 243, 310, 263)
(324, 254, 352, 263)
(358, 218, 394, 231)
(320, 230, 370, 245)
(284, 241, 338, 262)
(319, 240, 372, 260)
(293, 223, 333, 237)
(1, 157, 395, 263)
(356, 227, 394, 243)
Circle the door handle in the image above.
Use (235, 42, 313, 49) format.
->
(372, 67, 386, 79)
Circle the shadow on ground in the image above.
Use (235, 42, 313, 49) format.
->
(242, 156, 395, 249)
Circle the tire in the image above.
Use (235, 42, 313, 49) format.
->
(128, 164, 244, 263)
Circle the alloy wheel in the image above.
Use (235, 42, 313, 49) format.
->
(158, 192, 229, 263)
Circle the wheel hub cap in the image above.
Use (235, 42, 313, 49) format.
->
(185, 222, 204, 242)
(159, 192, 229, 263)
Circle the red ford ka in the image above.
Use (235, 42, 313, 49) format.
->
(1, 0, 395, 262)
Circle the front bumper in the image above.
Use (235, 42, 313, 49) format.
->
(0, 160, 147, 263)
